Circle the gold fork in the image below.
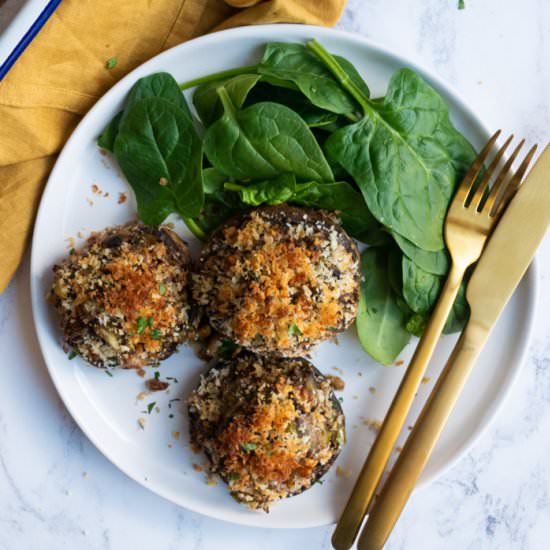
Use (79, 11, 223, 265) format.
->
(332, 131, 537, 550)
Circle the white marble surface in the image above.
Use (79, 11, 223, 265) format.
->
(1, 1, 549, 549)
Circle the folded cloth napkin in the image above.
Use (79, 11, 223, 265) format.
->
(0, 0, 345, 292)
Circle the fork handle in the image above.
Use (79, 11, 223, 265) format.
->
(332, 264, 464, 550)
(357, 322, 489, 550)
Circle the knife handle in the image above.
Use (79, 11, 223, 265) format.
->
(357, 321, 489, 550)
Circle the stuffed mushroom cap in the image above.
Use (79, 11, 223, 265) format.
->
(188, 353, 345, 511)
(192, 205, 360, 356)
(48, 221, 195, 369)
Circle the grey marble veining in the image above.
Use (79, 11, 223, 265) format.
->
(0, 1, 549, 549)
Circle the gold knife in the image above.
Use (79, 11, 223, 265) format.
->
(358, 144, 550, 550)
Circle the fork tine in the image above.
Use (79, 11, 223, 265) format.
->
(454, 130, 501, 205)
(469, 134, 514, 211)
(482, 139, 525, 216)
(480, 140, 525, 214)
(490, 144, 538, 217)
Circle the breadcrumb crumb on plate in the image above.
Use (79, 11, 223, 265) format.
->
(336, 465, 351, 479)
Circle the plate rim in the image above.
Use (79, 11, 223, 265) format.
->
(29, 23, 538, 528)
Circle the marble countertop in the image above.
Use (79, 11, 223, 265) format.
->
(1, 1, 549, 549)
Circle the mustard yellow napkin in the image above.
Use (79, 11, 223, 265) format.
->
(0, 0, 345, 292)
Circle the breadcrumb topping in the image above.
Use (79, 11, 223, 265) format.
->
(48, 222, 194, 369)
(193, 206, 360, 356)
(188, 354, 345, 511)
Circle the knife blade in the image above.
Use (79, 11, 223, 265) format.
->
(358, 143, 550, 550)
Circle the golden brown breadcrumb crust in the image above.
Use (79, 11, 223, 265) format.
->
(193, 205, 360, 356)
(48, 222, 194, 369)
(188, 353, 345, 511)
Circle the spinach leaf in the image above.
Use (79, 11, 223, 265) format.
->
(179, 65, 259, 91)
(113, 97, 203, 224)
(325, 114, 446, 251)
(190, 167, 245, 237)
(126, 73, 191, 118)
(309, 40, 476, 251)
(402, 256, 442, 314)
(391, 259, 432, 341)
(404, 286, 468, 336)
(298, 111, 339, 129)
(193, 74, 261, 126)
(225, 173, 298, 206)
(194, 195, 243, 236)
(406, 313, 427, 337)
(402, 257, 469, 333)
(97, 111, 123, 152)
(324, 154, 349, 181)
(98, 73, 189, 151)
(315, 119, 349, 133)
(443, 282, 469, 334)
(378, 68, 476, 189)
(245, 82, 339, 129)
(333, 54, 371, 100)
(203, 89, 333, 182)
(315, 132, 351, 180)
(258, 42, 367, 115)
(356, 247, 411, 365)
(387, 246, 404, 297)
(393, 233, 450, 276)
(360, 227, 393, 247)
(324, 85, 474, 251)
(202, 166, 228, 194)
(387, 245, 435, 340)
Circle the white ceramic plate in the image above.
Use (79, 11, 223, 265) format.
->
(30, 25, 537, 529)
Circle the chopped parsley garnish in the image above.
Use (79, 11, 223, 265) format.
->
(69, 248, 76, 255)
(137, 316, 157, 336)
(288, 324, 302, 336)
(159, 283, 166, 295)
(68, 350, 77, 360)
(146, 402, 156, 414)
(154, 371, 160, 380)
(105, 57, 118, 70)
(338, 397, 344, 403)
(241, 442, 258, 452)
(150, 328, 162, 340)
(136, 316, 149, 334)
(458, 0, 465, 8)
(227, 472, 240, 481)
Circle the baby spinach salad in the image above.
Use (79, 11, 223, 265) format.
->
(97, 39, 477, 365)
